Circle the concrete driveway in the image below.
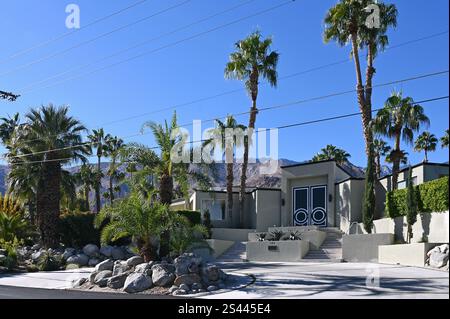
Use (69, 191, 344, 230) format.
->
(203, 261, 449, 299)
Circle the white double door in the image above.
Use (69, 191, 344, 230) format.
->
(293, 185, 327, 227)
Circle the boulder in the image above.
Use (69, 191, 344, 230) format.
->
(126, 256, 144, 268)
(0, 255, 6, 263)
(201, 264, 221, 283)
(113, 261, 129, 276)
(429, 251, 449, 268)
(89, 271, 98, 284)
(191, 282, 202, 291)
(174, 273, 202, 287)
(168, 285, 178, 294)
(0, 266, 8, 274)
(107, 272, 130, 289)
(111, 247, 125, 260)
(95, 259, 114, 272)
(151, 264, 176, 287)
(65, 263, 80, 270)
(179, 283, 189, 292)
(100, 245, 114, 257)
(83, 244, 99, 257)
(207, 285, 218, 292)
(94, 270, 113, 287)
(72, 278, 87, 288)
(123, 273, 152, 293)
(174, 253, 202, 276)
(0, 249, 7, 255)
(31, 250, 44, 261)
(66, 254, 89, 266)
(134, 263, 153, 276)
(31, 244, 41, 251)
(88, 258, 100, 267)
(173, 289, 187, 295)
(62, 248, 76, 260)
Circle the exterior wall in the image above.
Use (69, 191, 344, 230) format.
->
(423, 164, 449, 182)
(378, 243, 444, 267)
(342, 233, 394, 262)
(335, 179, 364, 232)
(255, 189, 281, 231)
(281, 161, 348, 227)
(193, 191, 241, 228)
(354, 211, 449, 243)
(246, 240, 310, 262)
(211, 228, 256, 242)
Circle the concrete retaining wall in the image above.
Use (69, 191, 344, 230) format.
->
(353, 212, 448, 243)
(211, 228, 255, 242)
(248, 228, 326, 250)
(246, 240, 309, 262)
(378, 243, 445, 267)
(342, 233, 394, 262)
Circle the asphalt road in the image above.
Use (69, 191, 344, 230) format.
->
(0, 285, 173, 299)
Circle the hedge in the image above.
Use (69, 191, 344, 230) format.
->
(58, 211, 100, 248)
(386, 176, 449, 218)
(176, 210, 201, 225)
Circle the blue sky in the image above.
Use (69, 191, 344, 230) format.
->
(0, 0, 449, 167)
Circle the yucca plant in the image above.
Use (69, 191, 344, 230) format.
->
(37, 251, 63, 271)
(0, 212, 29, 242)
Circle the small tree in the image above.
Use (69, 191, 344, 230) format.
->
(362, 146, 375, 233)
(202, 209, 212, 239)
(406, 166, 418, 243)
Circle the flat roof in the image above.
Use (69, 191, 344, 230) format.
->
(379, 161, 449, 180)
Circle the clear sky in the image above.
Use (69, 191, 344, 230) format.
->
(1, 0, 449, 167)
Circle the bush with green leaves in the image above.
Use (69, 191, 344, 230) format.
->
(0, 238, 21, 270)
(0, 211, 30, 242)
(176, 210, 201, 225)
(202, 210, 212, 239)
(386, 176, 449, 218)
(58, 211, 101, 248)
(37, 251, 64, 271)
(170, 223, 210, 257)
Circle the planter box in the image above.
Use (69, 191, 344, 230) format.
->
(378, 243, 446, 267)
(342, 233, 394, 262)
(248, 230, 326, 250)
(246, 240, 309, 262)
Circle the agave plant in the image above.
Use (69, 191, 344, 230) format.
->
(268, 229, 285, 241)
(288, 231, 302, 241)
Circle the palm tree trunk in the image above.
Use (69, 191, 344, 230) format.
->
(375, 153, 381, 178)
(226, 162, 234, 226)
(392, 133, 402, 190)
(424, 149, 428, 162)
(95, 156, 102, 213)
(109, 175, 114, 205)
(159, 173, 173, 259)
(36, 161, 61, 248)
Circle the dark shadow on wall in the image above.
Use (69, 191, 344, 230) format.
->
(420, 213, 431, 242)
(394, 217, 406, 243)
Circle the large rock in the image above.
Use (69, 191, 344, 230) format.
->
(94, 270, 113, 287)
(123, 273, 152, 293)
(113, 261, 129, 276)
(174, 253, 202, 276)
(83, 244, 99, 257)
(66, 254, 89, 266)
(0, 255, 6, 263)
(31, 250, 44, 261)
(0, 249, 7, 255)
(201, 265, 221, 283)
(62, 248, 76, 260)
(126, 256, 144, 268)
(429, 251, 449, 268)
(72, 278, 87, 288)
(95, 259, 114, 272)
(151, 264, 176, 287)
(174, 273, 202, 287)
(100, 245, 113, 257)
(107, 272, 130, 289)
(88, 258, 100, 267)
(111, 247, 125, 260)
(134, 263, 153, 276)
(89, 271, 98, 284)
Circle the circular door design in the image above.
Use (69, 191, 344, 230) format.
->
(311, 207, 326, 225)
(294, 208, 308, 226)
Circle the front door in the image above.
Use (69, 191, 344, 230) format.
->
(293, 185, 327, 227)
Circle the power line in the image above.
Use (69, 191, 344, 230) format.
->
(0, 0, 193, 77)
(0, 0, 149, 65)
(7, 95, 448, 166)
(4, 69, 448, 160)
(18, 0, 296, 94)
(17, 0, 258, 92)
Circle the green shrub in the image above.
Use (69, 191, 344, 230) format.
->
(0, 211, 30, 242)
(386, 176, 449, 218)
(176, 210, 201, 225)
(37, 251, 63, 271)
(202, 210, 212, 239)
(59, 211, 100, 248)
(0, 238, 21, 270)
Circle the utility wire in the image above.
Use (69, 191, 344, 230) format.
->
(0, 0, 192, 77)
(18, 0, 295, 94)
(17, 0, 257, 92)
(4, 70, 448, 160)
(0, 0, 149, 65)
(7, 95, 448, 166)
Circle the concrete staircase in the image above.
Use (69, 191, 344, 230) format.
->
(302, 227, 343, 262)
(216, 241, 247, 262)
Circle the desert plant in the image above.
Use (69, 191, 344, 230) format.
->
(0, 237, 21, 270)
(256, 233, 267, 241)
(312, 145, 351, 164)
(58, 211, 100, 248)
(268, 229, 284, 241)
(441, 129, 449, 148)
(288, 231, 302, 241)
(0, 211, 30, 242)
(170, 223, 210, 257)
(37, 251, 63, 271)
(406, 167, 418, 243)
(414, 131, 438, 162)
(202, 210, 213, 239)
(176, 210, 201, 225)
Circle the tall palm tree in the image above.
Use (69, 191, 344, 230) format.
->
(0, 113, 20, 145)
(373, 138, 391, 178)
(74, 163, 96, 211)
(414, 131, 438, 162)
(105, 136, 124, 204)
(324, 0, 397, 159)
(11, 105, 90, 247)
(88, 128, 111, 213)
(441, 129, 449, 148)
(208, 116, 246, 225)
(373, 92, 429, 190)
(312, 145, 351, 164)
(225, 31, 279, 227)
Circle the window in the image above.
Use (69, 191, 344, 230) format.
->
(397, 176, 417, 189)
(201, 199, 226, 221)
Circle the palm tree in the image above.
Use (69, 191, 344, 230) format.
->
(414, 131, 438, 162)
(373, 138, 391, 178)
(10, 105, 90, 247)
(0, 113, 20, 145)
(208, 116, 246, 225)
(74, 163, 96, 211)
(88, 128, 111, 213)
(312, 145, 351, 164)
(373, 92, 429, 189)
(324, 0, 397, 159)
(105, 136, 125, 204)
(224, 31, 279, 227)
(441, 129, 449, 148)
